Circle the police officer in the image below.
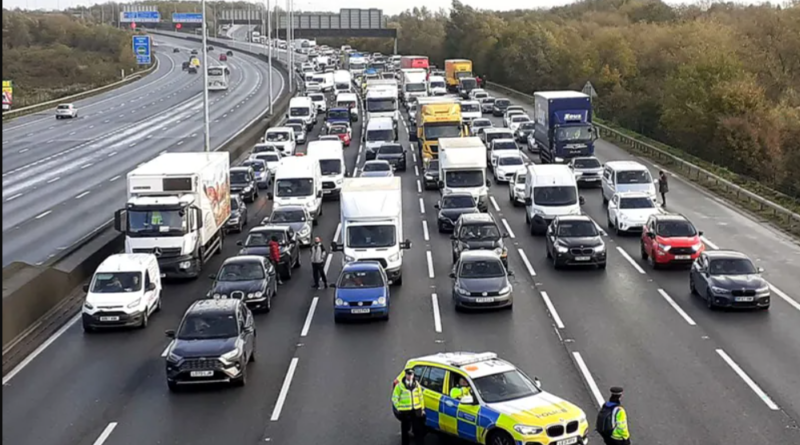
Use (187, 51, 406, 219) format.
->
(392, 368, 425, 445)
(597, 386, 631, 445)
(449, 376, 472, 400)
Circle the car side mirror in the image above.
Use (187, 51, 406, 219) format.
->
(401, 239, 412, 250)
(579, 196, 586, 206)
(317, 191, 323, 198)
(524, 197, 532, 206)
(698, 231, 704, 237)
(165, 329, 176, 339)
(449, 272, 456, 279)
(209, 274, 217, 280)
(757, 267, 765, 274)
(437, 180, 444, 189)
(460, 395, 475, 405)
(434, 203, 441, 210)
(331, 242, 343, 252)
(237, 240, 244, 246)
(147, 282, 157, 291)
(533, 377, 542, 389)
(329, 283, 337, 288)
(83, 283, 90, 292)
(648, 232, 656, 239)
(503, 233, 510, 239)
(486, 179, 492, 188)
(507, 270, 515, 277)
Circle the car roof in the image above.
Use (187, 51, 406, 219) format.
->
(409, 352, 515, 379)
(605, 160, 648, 171)
(460, 250, 504, 262)
(222, 255, 266, 265)
(459, 213, 496, 224)
(251, 225, 290, 233)
(342, 260, 384, 272)
(97, 254, 154, 273)
(555, 215, 594, 223)
(230, 166, 252, 172)
(187, 298, 239, 314)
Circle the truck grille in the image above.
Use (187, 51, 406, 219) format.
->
(179, 359, 223, 371)
(133, 247, 182, 258)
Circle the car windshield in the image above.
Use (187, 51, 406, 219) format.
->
(656, 220, 697, 237)
(406, 83, 426, 92)
(338, 269, 384, 288)
(275, 178, 314, 197)
(271, 209, 306, 223)
(557, 221, 598, 237)
(460, 259, 505, 278)
(473, 370, 540, 403)
(178, 313, 238, 340)
(253, 144, 278, 153)
(495, 99, 510, 108)
(366, 98, 397, 112)
(128, 209, 187, 235)
(482, 98, 495, 104)
(460, 223, 500, 240)
(493, 141, 517, 151)
(573, 158, 601, 169)
(445, 170, 484, 188)
(619, 197, 655, 209)
(498, 156, 524, 166)
(347, 225, 396, 248)
(512, 116, 529, 123)
(709, 258, 757, 275)
(461, 79, 477, 89)
(427, 160, 440, 172)
(266, 131, 292, 142)
(245, 231, 285, 246)
(519, 122, 535, 130)
(319, 159, 342, 175)
(424, 123, 462, 140)
(260, 154, 280, 162)
(287, 124, 304, 134)
(91, 272, 142, 293)
(244, 162, 265, 172)
(328, 109, 350, 120)
(309, 94, 325, 102)
(57, 105, 70, 110)
(430, 81, 445, 89)
(442, 195, 475, 209)
(329, 126, 348, 135)
(217, 262, 265, 281)
(533, 186, 578, 206)
(231, 171, 250, 184)
(289, 107, 310, 117)
(461, 103, 480, 113)
(364, 162, 390, 172)
(379, 145, 403, 155)
(617, 170, 652, 184)
(367, 129, 394, 142)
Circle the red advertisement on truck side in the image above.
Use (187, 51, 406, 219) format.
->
(400, 56, 429, 70)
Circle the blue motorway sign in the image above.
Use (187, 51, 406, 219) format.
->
(172, 13, 204, 23)
(120, 11, 161, 23)
(132, 35, 152, 65)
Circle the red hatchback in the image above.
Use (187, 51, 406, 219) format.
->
(641, 214, 704, 268)
(219, 54, 228, 62)
(328, 124, 351, 147)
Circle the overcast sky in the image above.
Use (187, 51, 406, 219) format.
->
(2, 0, 783, 15)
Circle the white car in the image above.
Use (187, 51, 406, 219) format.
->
(470, 118, 493, 136)
(308, 93, 327, 112)
(250, 151, 282, 176)
(460, 100, 482, 123)
(508, 168, 527, 206)
(55, 103, 78, 119)
(489, 139, 520, 171)
(360, 160, 394, 178)
(503, 109, 525, 128)
(508, 114, 531, 133)
(493, 152, 526, 183)
(468, 88, 487, 100)
(607, 192, 662, 235)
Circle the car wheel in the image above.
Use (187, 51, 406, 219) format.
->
(608, 215, 614, 229)
(167, 381, 180, 392)
(706, 289, 716, 311)
(640, 243, 648, 260)
(264, 293, 272, 313)
(156, 296, 163, 312)
(487, 430, 514, 445)
(394, 275, 403, 286)
(615, 224, 623, 237)
(313, 217, 319, 226)
(603, 194, 609, 205)
(690, 277, 698, 295)
(82, 320, 95, 334)
(139, 310, 149, 329)
(598, 262, 607, 270)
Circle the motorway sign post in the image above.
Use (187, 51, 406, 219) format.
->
(582, 81, 598, 101)
(132, 36, 152, 65)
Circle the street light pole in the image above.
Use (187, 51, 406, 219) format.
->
(286, 0, 292, 92)
(201, 0, 211, 152)
(267, 0, 273, 115)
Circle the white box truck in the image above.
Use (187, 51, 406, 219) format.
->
(332, 177, 412, 285)
(439, 137, 490, 212)
(401, 69, 428, 105)
(365, 79, 399, 126)
(114, 153, 230, 278)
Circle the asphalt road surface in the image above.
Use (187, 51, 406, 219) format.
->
(1, 34, 286, 267)
(2, 84, 798, 445)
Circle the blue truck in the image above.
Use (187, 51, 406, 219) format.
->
(532, 91, 597, 163)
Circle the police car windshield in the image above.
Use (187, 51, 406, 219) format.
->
(460, 259, 505, 278)
(473, 370, 541, 403)
(338, 270, 384, 288)
(91, 272, 142, 293)
(178, 313, 238, 340)
(217, 262, 265, 281)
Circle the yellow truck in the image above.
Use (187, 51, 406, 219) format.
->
(415, 97, 468, 161)
(445, 59, 473, 91)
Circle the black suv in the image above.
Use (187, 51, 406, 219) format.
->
(451, 213, 509, 267)
(238, 226, 300, 281)
(546, 216, 607, 269)
(164, 299, 256, 391)
(208, 256, 278, 312)
(376, 144, 407, 171)
(435, 192, 479, 233)
(230, 166, 258, 203)
(492, 98, 510, 117)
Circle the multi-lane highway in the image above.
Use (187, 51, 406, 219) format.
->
(1, 34, 286, 267)
(3, 73, 799, 445)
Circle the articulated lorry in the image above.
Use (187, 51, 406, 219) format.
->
(345, 52, 368, 76)
(445, 59, 473, 92)
(532, 91, 597, 163)
(439, 137, 490, 212)
(115, 153, 231, 278)
(414, 97, 466, 161)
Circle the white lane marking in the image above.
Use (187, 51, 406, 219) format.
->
(81, 163, 93, 169)
(109, 175, 121, 182)
(716, 349, 780, 410)
(702, 236, 719, 250)
(104, 120, 110, 123)
(540, 291, 565, 329)
(91, 422, 118, 445)
(490, 196, 500, 212)
(572, 352, 604, 408)
(191, 133, 197, 138)
(416, 180, 422, 194)
(518, 248, 536, 277)
(300, 297, 319, 337)
(35, 210, 52, 219)
(355, 153, 361, 167)
(177, 141, 184, 146)
(19, 148, 30, 154)
(68, 131, 76, 136)
(129, 143, 136, 147)
(501, 218, 515, 238)
(47, 176, 61, 184)
(617, 247, 646, 274)
(89, 125, 95, 129)
(161, 341, 174, 357)
(75, 191, 91, 199)
(5, 193, 24, 202)
(431, 293, 442, 333)
(770, 285, 800, 312)
(657, 289, 696, 326)
(333, 223, 342, 242)
(427, 251, 435, 279)
(3, 313, 80, 385)
(422, 220, 429, 242)
(419, 197, 425, 214)
(415, 165, 419, 177)
(412, 152, 417, 163)
(271, 357, 299, 421)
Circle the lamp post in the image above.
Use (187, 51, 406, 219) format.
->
(267, 0, 273, 115)
(201, 0, 211, 151)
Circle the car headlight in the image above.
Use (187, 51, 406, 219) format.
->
(388, 252, 401, 262)
(657, 243, 671, 252)
(299, 226, 311, 236)
(513, 424, 544, 436)
(306, 200, 315, 208)
(533, 208, 545, 216)
(454, 284, 469, 295)
(691, 242, 703, 251)
(711, 286, 731, 294)
(757, 285, 770, 293)
(335, 178, 344, 185)
(166, 351, 183, 363)
(344, 255, 356, 262)
(221, 348, 241, 362)
(335, 298, 345, 306)
(499, 285, 511, 294)
(376, 297, 387, 306)
(84, 301, 94, 310)
(594, 243, 606, 253)
(127, 298, 141, 309)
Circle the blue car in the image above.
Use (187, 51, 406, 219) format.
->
(333, 261, 390, 322)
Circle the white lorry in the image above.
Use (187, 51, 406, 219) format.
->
(333, 177, 412, 285)
(334, 70, 353, 95)
(438, 137, 490, 212)
(114, 153, 230, 278)
(306, 140, 346, 199)
(365, 79, 399, 126)
(401, 69, 428, 105)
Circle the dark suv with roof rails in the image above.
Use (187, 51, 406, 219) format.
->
(451, 213, 510, 267)
(238, 226, 301, 281)
(546, 215, 606, 269)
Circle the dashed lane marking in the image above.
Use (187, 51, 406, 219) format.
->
(540, 291, 565, 329)
(432, 293, 442, 333)
(572, 352, 604, 408)
(518, 248, 536, 277)
(270, 358, 299, 421)
(422, 220, 430, 242)
(426, 251, 435, 279)
(657, 289, 696, 326)
(301, 297, 319, 337)
(490, 196, 501, 212)
(617, 247, 646, 274)
(716, 349, 779, 411)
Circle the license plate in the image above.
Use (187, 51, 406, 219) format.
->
(735, 297, 755, 302)
(475, 297, 495, 303)
(574, 256, 591, 261)
(583, 177, 599, 181)
(674, 255, 692, 260)
(190, 371, 214, 378)
(323, 189, 332, 194)
(99, 316, 120, 322)
(556, 438, 579, 445)
(351, 308, 370, 314)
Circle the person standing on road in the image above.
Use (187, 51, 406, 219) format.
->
(310, 236, 328, 289)
(658, 170, 669, 208)
(596, 386, 631, 445)
(392, 368, 425, 445)
(269, 235, 283, 285)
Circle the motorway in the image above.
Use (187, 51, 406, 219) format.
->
(1, 34, 286, 267)
(3, 63, 800, 445)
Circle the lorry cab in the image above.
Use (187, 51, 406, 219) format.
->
(272, 156, 324, 223)
(524, 164, 583, 235)
(306, 140, 346, 198)
(263, 127, 297, 157)
(82, 253, 162, 332)
(415, 97, 466, 161)
(533, 91, 597, 164)
(288, 97, 317, 130)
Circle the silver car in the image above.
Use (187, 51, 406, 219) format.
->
(568, 156, 604, 188)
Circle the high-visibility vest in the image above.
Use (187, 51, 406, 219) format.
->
(449, 386, 471, 400)
(611, 406, 630, 440)
(392, 381, 423, 411)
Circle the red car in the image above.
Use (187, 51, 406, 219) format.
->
(641, 214, 704, 268)
(219, 54, 228, 62)
(328, 124, 351, 147)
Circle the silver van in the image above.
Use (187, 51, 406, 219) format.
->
(601, 161, 657, 203)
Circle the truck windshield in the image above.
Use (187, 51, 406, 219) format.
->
(556, 125, 593, 141)
(347, 225, 396, 249)
(617, 170, 652, 184)
(271, 209, 306, 223)
(91, 272, 143, 293)
(319, 159, 342, 175)
(289, 107, 310, 117)
(533, 186, 578, 206)
(266, 131, 292, 142)
(445, 170, 484, 188)
(275, 178, 314, 197)
(405, 83, 426, 93)
(128, 209, 186, 236)
(456, 72, 472, 79)
(460, 79, 477, 89)
(366, 98, 397, 112)
(424, 122, 461, 140)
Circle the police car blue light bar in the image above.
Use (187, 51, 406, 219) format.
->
(447, 352, 498, 367)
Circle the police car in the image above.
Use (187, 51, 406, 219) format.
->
(393, 352, 589, 445)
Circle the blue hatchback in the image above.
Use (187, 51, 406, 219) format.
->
(333, 261, 390, 322)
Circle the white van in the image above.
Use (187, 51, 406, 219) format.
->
(524, 164, 583, 235)
(82, 254, 162, 332)
(601, 161, 657, 204)
(364, 117, 397, 160)
(263, 127, 297, 156)
(312, 72, 334, 92)
(336, 92, 359, 121)
(334, 70, 352, 95)
(429, 75, 447, 96)
(306, 140, 346, 198)
(288, 96, 316, 130)
(273, 156, 324, 222)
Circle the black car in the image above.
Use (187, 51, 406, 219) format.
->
(173, 48, 181, 53)
(515, 121, 535, 143)
(226, 194, 248, 233)
(238, 226, 300, 281)
(422, 159, 440, 190)
(435, 192, 479, 233)
(450, 251, 514, 310)
(230, 166, 258, 203)
(207, 46, 214, 51)
(164, 299, 256, 391)
(546, 216, 607, 269)
(492, 98, 510, 117)
(191, 49, 198, 55)
(375, 144, 407, 171)
(690, 250, 770, 310)
(208, 256, 278, 312)
(451, 213, 509, 267)
(182, 61, 190, 71)
(226, 50, 234, 57)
